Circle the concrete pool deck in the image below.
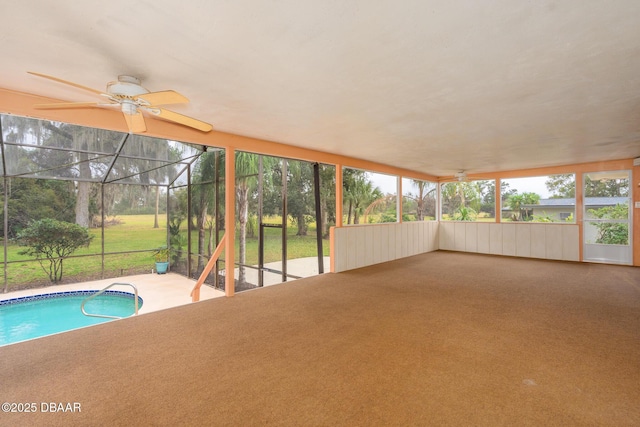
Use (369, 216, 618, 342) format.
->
(0, 273, 225, 314)
(0, 256, 330, 313)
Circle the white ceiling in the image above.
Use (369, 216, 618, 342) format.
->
(2, 1, 640, 177)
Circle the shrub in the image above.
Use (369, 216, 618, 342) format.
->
(452, 206, 477, 221)
(17, 219, 93, 283)
(588, 204, 628, 245)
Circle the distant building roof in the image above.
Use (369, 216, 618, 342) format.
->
(502, 197, 628, 211)
(537, 198, 574, 207)
(525, 197, 628, 208)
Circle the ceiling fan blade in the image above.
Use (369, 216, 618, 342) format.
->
(149, 108, 212, 132)
(28, 72, 106, 96)
(33, 101, 105, 109)
(124, 111, 147, 133)
(136, 90, 189, 106)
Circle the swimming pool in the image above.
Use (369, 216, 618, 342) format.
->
(0, 290, 143, 346)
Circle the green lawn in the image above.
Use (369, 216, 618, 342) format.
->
(1, 214, 328, 291)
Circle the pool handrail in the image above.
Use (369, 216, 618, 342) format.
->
(81, 282, 139, 319)
(191, 234, 226, 302)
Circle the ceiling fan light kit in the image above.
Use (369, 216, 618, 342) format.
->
(28, 72, 212, 134)
(455, 171, 467, 182)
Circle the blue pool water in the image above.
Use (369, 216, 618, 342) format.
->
(0, 291, 143, 346)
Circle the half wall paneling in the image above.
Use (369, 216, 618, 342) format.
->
(439, 222, 579, 262)
(332, 222, 439, 273)
(332, 222, 580, 273)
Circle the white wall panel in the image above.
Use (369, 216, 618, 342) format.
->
(346, 227, 358, 270)
(425, 222, 432, 251)
(411, 223, 420, 255)
(380, 225, 389, 262)
(489, 224, 503, 255)
(388, 226, 397, 260)
(530, 224, 546, 259)
(562, 226, 580, 261)
(427, 222, 435, 251)
(440, 222, 454, 250)
(477, 223, 490, 254)
(515, 224, 531, 257)
(545, 226, 564, 260)
(372, 225, 381, 264)
(334, 228, 348, 272)
(465, 223, 478, 252)
(402, 222, 410, 257)
(502, 224, 516, 256)
(364, 226, 374, 266)
(355, 227, 365, 268)
(454, 222, 466, 251)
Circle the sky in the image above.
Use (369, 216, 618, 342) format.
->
(367, 173, 552, 198)
(503, 176, 551, 198)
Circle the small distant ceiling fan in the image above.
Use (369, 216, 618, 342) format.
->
(455, 171, 468, 182)
(28, 72, 213, 133)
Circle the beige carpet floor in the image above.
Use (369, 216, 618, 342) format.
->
(1, 251, 639, 426)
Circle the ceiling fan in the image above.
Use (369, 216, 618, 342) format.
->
(28, 72, 213, 133)
(451, 170, 491, 182)
(455, 171, 468, 182)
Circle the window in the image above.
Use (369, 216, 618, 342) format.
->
(343, 168, 397, 224)
(501, 174, 575, 223)
(402, 178, 436, 221)
(440, 180, 495, 221)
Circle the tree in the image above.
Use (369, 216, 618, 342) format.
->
(506, 192, 540, 221)
(441, 182, 482, 219)
(342, 168, 365, 224)
(168, 189, 189, 267)
(192, 151, 218, 271)
(363, 194, 395, 223)
(343, 172, 383, 224)
(2, 115, 123, 228)
(403, 180, 436, 221)
(235, 152, 260, 284)
(286, 160, 314, 236)
(588, 204, 629, 245)
(1, 178, 76, 238)
(545, 174, 575, 198)
(319, 164, 336, 238)
(584, 175, 628, 197)
(477, 180, 497, 216)
(17, 219, 93, 283)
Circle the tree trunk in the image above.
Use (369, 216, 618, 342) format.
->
(75, 181, 91, 227)
(207, 220, 214, 255)
(237, 183, 249, 284)
(197, 203, 208, 272)
(321, 198, 329, 239)
(74, 129, 92, 227)
(296, 212, 307, 236)
(154, 186, 160, 228)
(416, 196, 425, 221)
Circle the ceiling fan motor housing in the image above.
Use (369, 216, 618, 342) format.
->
(107, 75, 149, 97)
